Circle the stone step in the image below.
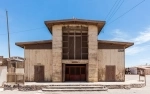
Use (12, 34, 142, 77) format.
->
(42, 86, 108, 91)
(45, 86, 106, 89)
(42, 88, 108, 91)
(43, 84, 104, 86)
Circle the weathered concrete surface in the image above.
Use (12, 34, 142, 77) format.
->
(52, 25, 62, 82)
(88, 25, 98, 82)
(0, 66, 7, 86)
(3, 79, 145, 91)
(98, 44, 125, 81)
(1, 75, 150, 94)
(4, 74, 146, 91)
(24, 44, 52, 81)
(62, 60, 88, 64)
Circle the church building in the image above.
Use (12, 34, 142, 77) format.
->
(16, 19, 133, 82)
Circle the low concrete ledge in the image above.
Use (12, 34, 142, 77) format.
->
(4, 82, 145, 91)
(3, 80, 145, 91)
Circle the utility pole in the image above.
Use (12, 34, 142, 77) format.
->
(6, 10, 11, 58)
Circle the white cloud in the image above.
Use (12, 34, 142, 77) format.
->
(111, 29, 130, 41)
(125, 45, 150, 55)
(133, 27, 150, 45)
(125, 46, 144, 55)
(111, 27, 150, 55)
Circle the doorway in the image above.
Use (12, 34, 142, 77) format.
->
(105, 65, 116, 81)
(34, 65, 44, 82)
(65, 64, 86, 81)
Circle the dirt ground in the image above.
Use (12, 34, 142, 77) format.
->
(1, 75, 150, 94)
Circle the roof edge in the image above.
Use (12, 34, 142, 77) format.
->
(15, 40, 52, 48)
(44, 18, 106, 35)
(98, 40, 134, 48)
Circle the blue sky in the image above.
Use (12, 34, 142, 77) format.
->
(0, 0, 150, 67)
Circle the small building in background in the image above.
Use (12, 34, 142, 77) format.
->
(137, 66, 150, 75)
(0, 56, 7, 86)
(126, 67, 137, 74)
(127, 65, 150, 75)
(7, 56, 25, 84)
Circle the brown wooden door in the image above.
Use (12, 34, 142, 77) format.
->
(81, 67, 86, 81)
(105, 65, 116, 81)
(34, 65, 44, 82)
(65, 64, 86, 81)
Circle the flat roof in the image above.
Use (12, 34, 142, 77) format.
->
(137, 67, 150, 70)
(15, 40, 52, 48)
(98, 40, 134, 48)
(16, 39, 133, 48)
(44, 19, 105, 35)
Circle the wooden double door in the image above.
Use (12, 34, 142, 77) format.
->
(65, 64, 86, 81)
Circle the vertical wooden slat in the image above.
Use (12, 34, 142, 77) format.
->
(81, 30, 82, 59)
(62, 64, 65, 82)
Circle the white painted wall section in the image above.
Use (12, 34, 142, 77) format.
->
(0, 66, 7, 86)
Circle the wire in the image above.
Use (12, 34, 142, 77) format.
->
(105, 0, 120, 20)
(107, 0, 145, 25)
(103, 0, 124, 33)
(107, 0, 125, 23)
(0, 27, 45, 35)
(106, 0, 122, 21)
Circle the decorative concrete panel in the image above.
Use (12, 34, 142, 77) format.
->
(62, 60, 88, 64)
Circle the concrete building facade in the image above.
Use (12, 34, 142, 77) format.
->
(16, 19, 134, 82)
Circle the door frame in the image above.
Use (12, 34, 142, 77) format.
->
(62, 64, 87, 82)
(105, 65, 116, 82)
(34, 65, 44, 82)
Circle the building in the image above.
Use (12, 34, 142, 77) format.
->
(126, 65, 150, 75)
(127, 67, 137, 74)
(0, 56, 7, 86)
(7, 56, 25, 84)
(135, 65, 150, 75)
(15, 19, 134, 82)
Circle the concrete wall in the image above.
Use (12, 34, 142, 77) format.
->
(52, 24, 99, 82)
(23, 24, 126, 82)
(24, 44, 52, 81)
(0, 56, 3, 65)
(88, 25, 98, 82)
(98, 43, 125, 81)
(0, 66, 7, 86)
(145, 68, 150, 75)
(52, 25, 62, 82)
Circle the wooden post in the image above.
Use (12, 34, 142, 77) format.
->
(144, 70, 146, 86)
(144, 75, 146, 86)
(6, 10, 11, 58)
(138, 68, 146, 86)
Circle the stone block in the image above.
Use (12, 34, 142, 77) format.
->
(53, 37, 62, 41)
(88, 63, 98, 68)
(88, 77, 98, 82)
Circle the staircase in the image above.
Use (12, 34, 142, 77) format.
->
(42, 84, 108, 91)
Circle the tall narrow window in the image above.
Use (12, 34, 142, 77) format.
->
(62, 26, 88, 60)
